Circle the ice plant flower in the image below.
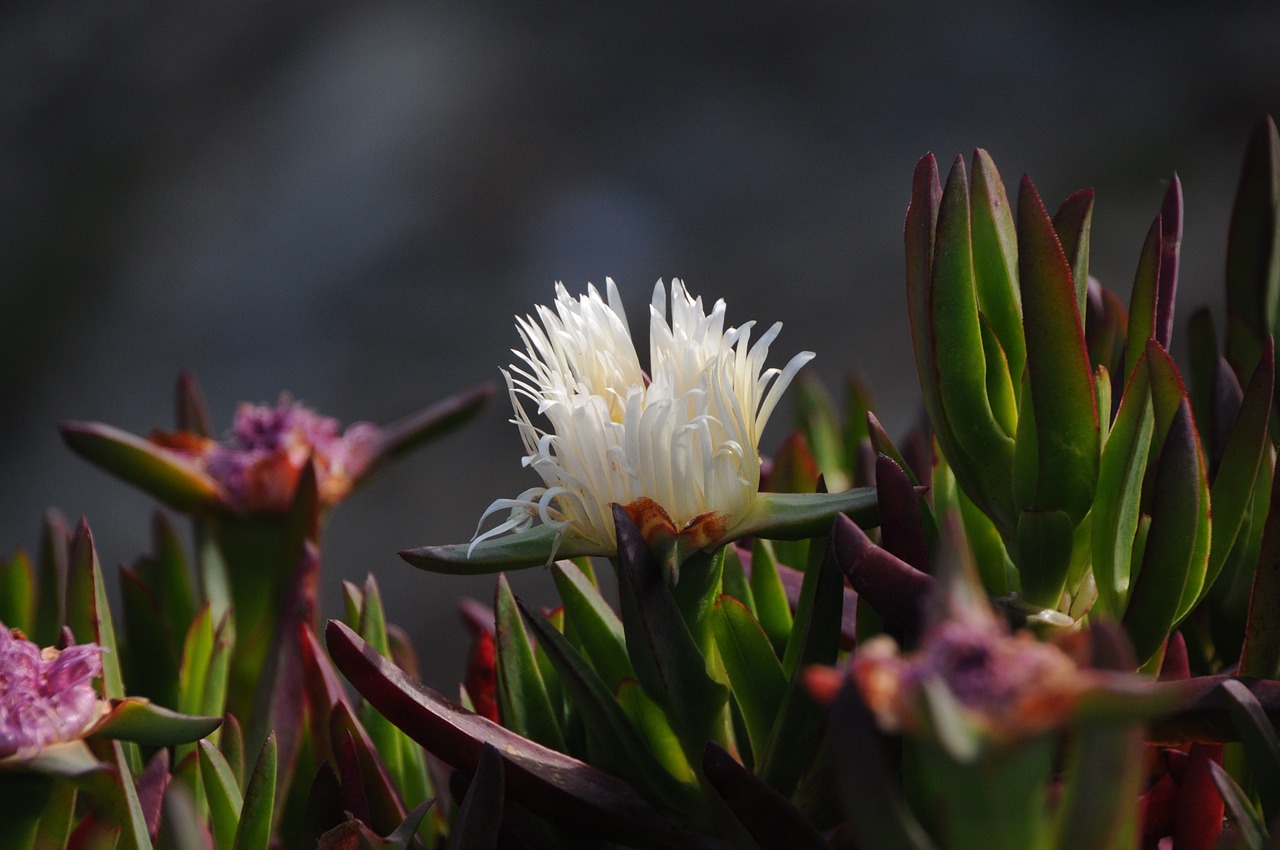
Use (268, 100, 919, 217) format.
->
(154, 394, 379, 513)
(0, 624, 105, 760)
(471, 279, 814, 556)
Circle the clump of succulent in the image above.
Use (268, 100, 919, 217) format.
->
(6, 116, 1280, 849)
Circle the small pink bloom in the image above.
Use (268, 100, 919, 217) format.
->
(0, 625, 104, 759)
(157, 395, 379, 513)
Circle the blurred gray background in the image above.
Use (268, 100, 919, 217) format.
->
(3, 1, 1279, 689)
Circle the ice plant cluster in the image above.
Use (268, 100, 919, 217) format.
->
(472, 279, 814, 553)
(158, 394, 379, 513)
(0, 625, 104, 759)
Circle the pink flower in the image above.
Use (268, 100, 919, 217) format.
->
(156, 395, 379, 513)
(0, 625, 104, 759)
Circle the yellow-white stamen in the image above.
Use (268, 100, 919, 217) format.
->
(471, 279, 814, 554)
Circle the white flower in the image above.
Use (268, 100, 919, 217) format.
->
(471, 279, 814, 555)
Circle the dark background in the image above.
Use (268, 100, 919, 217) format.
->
(3, 1, 1278, 688)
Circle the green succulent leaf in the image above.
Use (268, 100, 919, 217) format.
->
(325, 621, 727, 849)
(0, 550, 34, 636)
(611, 506, 728, 755)
(1015, 509, 1075, 609)
(60, 422, 226, 513)
(1221, 678, 1280, 824)
(1016, 174, 1100, 525)
(89, 699, 221, 748)
(1225, 115, 1280, 378)
(494, 574, 566, 751)
(551, 559, 633, 691)
(710, 595, 787, 763)
(1209, 338, 1274, 593)
(1052, 188, 1095, 318)
(451, 743, 505, 850)
(359, 383, 495, 483)
(1209, 762, 1268, 850)
(232, 734, 277, 850)
(199, 740, 244, 850)
(1121, 400, 1204, 665)
(970, 148, 1025, 392)
(401, 525, 612, 575)
(1091, 354, 1154, 617)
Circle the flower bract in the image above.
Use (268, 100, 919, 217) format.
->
(472, 279, 814, 555)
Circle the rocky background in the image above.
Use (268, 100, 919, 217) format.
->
(3, 0, 1278, 687)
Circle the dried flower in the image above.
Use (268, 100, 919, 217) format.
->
(850, 615, 1087, 747)
(0, 625, 105, 759)
(156, 395, 379, 513)
(472, 280, 813, 554)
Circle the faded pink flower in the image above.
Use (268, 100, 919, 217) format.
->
(0, 625, 104, 759)
(156, 395, 379, 513)
(849, 616, 1087, 745)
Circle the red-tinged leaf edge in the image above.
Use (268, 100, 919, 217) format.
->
(324, 620, 731, 850)
(1016, 174, 1100, 524)
(450, 743, 505, 850)
(1155, 176, 1184, 350)
(876, 455, 930, 572)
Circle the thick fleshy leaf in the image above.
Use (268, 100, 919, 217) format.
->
(615, 680, 697, 784)
(355, 574, 405, 788)
(1122, 402, 1204, 664)
(759, 528, 842, 797)
(1154, 177, 1184, 349)
(1147, 676, 1280, 745)
(199, 740, 243, 850)
(1209, 338, 1274, 594)
(1016, 175, 1099, 524)
(232, 734, 276, 850)
(551, 559, 633, 691)
(905, 152, 944, 451)
(0, 549, 34, 636)
(1052, 623, 1145, 850)
(325, 621, 729, 849)
(831, 514, 932, 636)
(515, 599, 699, 813)
(32, 773, 78, 849)
(1242, 455, 1280, 678)
(1221, 677, 1280, 823)
(768, 431, 820, 494)
(731, 488, 879, 542)
(89, 699, 220, 747)
(494, 574, 565, 750)
(1092, 354, 1154, 616)
(60, 422, 225, 513)
(400, 525, 610, 574)
(1172, 743, 1224, 850)
(793, 371, 851, 492)
(970, 149, 1025, 391)
(829, 680, 936, 850)
(450, 743, 504, 850)
(701, 742, 830, 850)
(34, 510, 70, 648)
(120, 566, 180, 709)
(1224, 115, 1280, 378)
(929, 156, 1018, 529)
(65, 521, 125, 702)
(156, 785, 210, 850)
(139, 512, 199, 657)
(612, 505, 728, 749)
(843, 370, 879, 486)
(710, 596, 786, 762)
(876, 455, 930, 573)
(746, 540, 792, 656)
(328, 702, 409, 836)
(175, 370, 213, 437)
(1126, 214, 1165, 380)
(1052, 188, 1094, 318)
(1209, 762, 1267, 850)
(1015, 508, 1075, 608)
